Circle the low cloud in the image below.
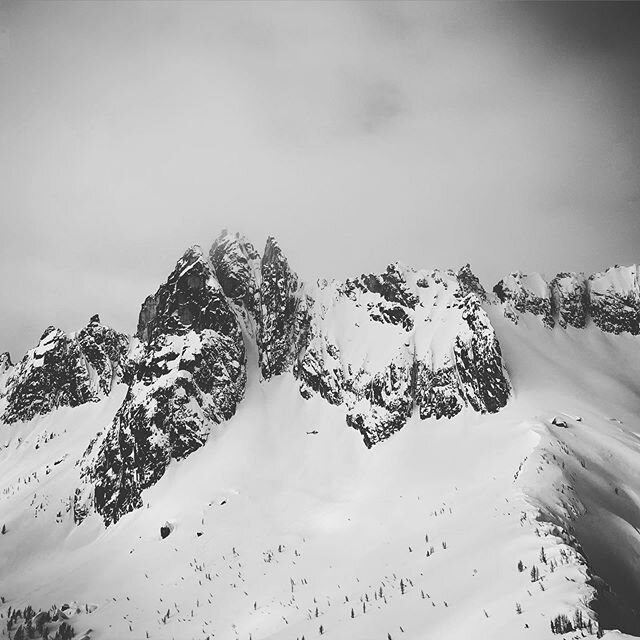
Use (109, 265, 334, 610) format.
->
(0, 2, 638, 357)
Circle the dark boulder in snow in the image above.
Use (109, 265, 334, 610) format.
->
(551, 416, 568, 428)
(160, 522, 174, 539)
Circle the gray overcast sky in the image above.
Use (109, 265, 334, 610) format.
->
(1, 1, 639, 358)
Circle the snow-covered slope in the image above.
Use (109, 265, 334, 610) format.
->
(1, 231, 639, 640)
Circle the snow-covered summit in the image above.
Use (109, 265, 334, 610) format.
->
(2, 231, 640, 639)
(6, 232, 640, 526)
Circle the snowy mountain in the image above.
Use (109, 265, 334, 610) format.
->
(1, 231, 640, 640)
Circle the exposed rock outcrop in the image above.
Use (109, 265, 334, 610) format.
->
(493, 265, 640, 336)
(258, 237, 303, 379)
(0, 352, 13, 398)
(589, 265, 640, 335)
(295, 266, 511, 447)
(550, 273, 588, 329)
(2, 326, 94, 423)
(0, 351, 12, 373)
(2, 230, 638, 529)
(77, 315, 130, 394)
(2, 318, 127, 424)
(209, 230, 262, 334)
(493, 271, 554, 328)
(87, 246, 246, 525)
(457, 264, 487, 301)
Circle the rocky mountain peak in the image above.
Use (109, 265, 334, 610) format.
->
(457, 263, 487, 300)
(1, 316, 129, 425)
(209, 230, 262, 334)
(76, 315, 130, 396)
(84, 244, 247, 525)
(0, 351, 12, 373)
(3, 326, 93, 424)
(137, 245, 240, 344)
(258, 236, 303, 379)
(5, 229, 639, 527)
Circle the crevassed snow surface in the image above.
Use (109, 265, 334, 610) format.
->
(1, 318, 640, 640)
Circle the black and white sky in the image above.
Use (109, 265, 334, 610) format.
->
(1, 1, 639, 358)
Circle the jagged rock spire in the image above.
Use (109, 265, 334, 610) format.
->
(0, 351, 12, 372)
(87, 244, 246, 525)
(209, 230, 262, 333)
(1, 319, 128, 424)
(258, 237, 302, 379)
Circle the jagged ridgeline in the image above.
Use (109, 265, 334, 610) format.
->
(2, 230, 639, 526)
(1, 316, 128, 423)
(493, 266, 640, 334)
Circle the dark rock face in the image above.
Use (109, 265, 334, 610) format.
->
(295, 322, 344, 406)
(551, 273, 588, 329)
(493, 265, 640, 336)
(136, 296, 158, 343)
(4, 227, 636, 528)
(77, 315, 130, 395)
(0, 352, 12, 398)
(210, 232, 304, 379)
(87, 246, 246, 525)
(457, 264, 487, 300)
(345, 358, 415, 447)
(589, 266, 640, 335)
(2, 327, 92, 423)
(493, 272, 555, 328)
(362, 264, 420, 310)
(209, 231, 261, 333)
(295, 267, 511, 448)
(258, 237, 302, 379)
(0, 352, 12, 373)
(2, 318, 127, 424)
(453, 296, 511, 414)
(122, 236, 509, 456)
(137, 247, 240, 343)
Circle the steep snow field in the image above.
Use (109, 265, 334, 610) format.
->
(1, 316, 640, 640)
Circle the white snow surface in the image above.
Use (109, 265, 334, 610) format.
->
(590, 265, 640, 297)
(1, 314, 640, 639)
(307, 266, 470, 372)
